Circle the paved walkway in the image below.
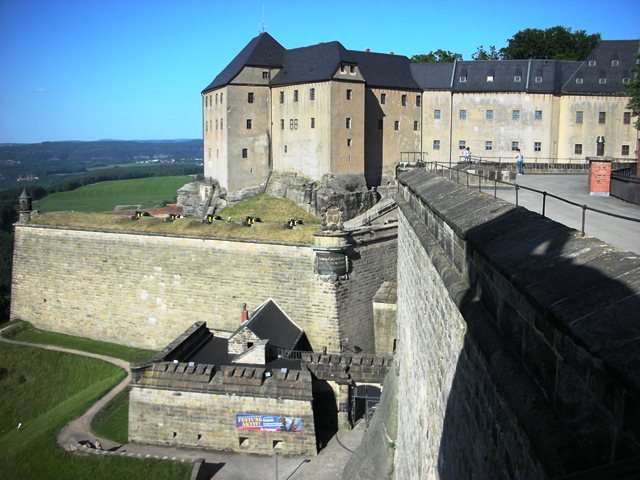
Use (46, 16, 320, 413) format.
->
(488, 174, 640, 254)
(0, 327, 364, 479)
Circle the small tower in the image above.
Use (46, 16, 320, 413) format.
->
(18, 188, 33, 224)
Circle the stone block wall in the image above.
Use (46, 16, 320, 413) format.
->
(10, 227, 338, 350)
(394, 169, 640, 479)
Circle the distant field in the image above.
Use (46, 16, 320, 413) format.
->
(35, 176, 192, 212)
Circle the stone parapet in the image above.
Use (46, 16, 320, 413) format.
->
(302, 352, 393, 384)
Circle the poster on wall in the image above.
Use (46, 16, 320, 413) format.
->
(235, 413, 302, 434)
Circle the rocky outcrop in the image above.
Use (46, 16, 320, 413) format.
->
(176, 179, 227, 218)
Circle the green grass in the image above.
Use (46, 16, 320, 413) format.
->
(35, 175, 193, 212)
(0, 343, 191, 479)
(91, 389, 130, 444)
(5, 322, 157, 364)
(29, 195, 322, 245)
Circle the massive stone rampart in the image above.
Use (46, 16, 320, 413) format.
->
(392, 169, 640, 479)
(11, 223, 396, 352)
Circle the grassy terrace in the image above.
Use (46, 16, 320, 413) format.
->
(28, 195, 322, 245)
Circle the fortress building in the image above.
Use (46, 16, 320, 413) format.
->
(202, 33, 638, 198)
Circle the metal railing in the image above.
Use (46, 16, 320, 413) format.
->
(413, 162, 640, 236)
(267, 346, 307, 360)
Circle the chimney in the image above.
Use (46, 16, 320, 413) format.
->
(240, 303, 248, 323)
(365, 48, 370, 53)
(390, 51, 394, 55)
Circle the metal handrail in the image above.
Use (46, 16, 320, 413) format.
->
(417, 162, 640, 237)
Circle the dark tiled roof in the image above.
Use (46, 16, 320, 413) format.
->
(202, 32, 285, 92)
(410, 62, 454, 89)
(243, 299, 304, 351)
(349, 51, 420, 90)
(561, 40, 639, 94)
(271, 41, 357, 86)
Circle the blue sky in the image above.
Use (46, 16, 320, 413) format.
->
(0, 0, 638, 144)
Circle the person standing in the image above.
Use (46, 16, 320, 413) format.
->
(463, 146, 471, 163)
(515, 148, 524, 175)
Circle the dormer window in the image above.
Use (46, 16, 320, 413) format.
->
(340, 65, 346, 73)
(576, 77, 584, 84)
(535, 76, 543, 83)
(350, 65, 355, 74)
(514, 75, 522, 82)
(588, 60, 596, 67)
(599, 77, 607, 84)
(459, 76, 467, 83)
(262, 71, 269, 79)
(623, 77, 630, 84)
(487, 75, 494, 82)
(611, 59, 619, 67)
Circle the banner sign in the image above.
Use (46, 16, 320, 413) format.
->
(235, 414, 302, 434)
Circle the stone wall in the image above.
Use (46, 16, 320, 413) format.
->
(11, 223, 396, 352)
(393, 169, 640, 479)
(129, 363, 316, 456)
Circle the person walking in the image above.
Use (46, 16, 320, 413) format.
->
(515, 148, 524, 175)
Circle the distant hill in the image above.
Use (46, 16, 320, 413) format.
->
(0, 139, 202, 189)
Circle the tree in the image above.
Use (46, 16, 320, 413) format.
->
(410, 49, 463, 63)
(472, 45, 501, 61)
(500, 26, 600, 60)
(626, 52, 640, 130)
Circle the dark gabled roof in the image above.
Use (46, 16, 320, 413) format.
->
(241, 299, 304, 351)
(561, 40, 639, 94)
(350, 51, 421, 90)
(202, 32, 285, 92)
(410, 62, 455, 89)
(271, 41, 357, 86)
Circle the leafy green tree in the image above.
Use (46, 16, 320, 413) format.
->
(472, 45, 501, 60)
(500, 26, 600, 60)
(626, 52, 640, 130)
(410, 49, 463, 63)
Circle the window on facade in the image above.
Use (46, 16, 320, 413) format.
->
(576, 77, 584, 84)
(262, 71, 269, 79)
(458, 140, 466, 149)
(401, 95, 407, 106)
(280, 119, 284, 130)
(623, 78, 630, 84)
(459, 76, 467, 82)
(535, 110, 542, 120)
(394, 120, 399, 131)
(624, 112, 631, 124)
(575, 144, 583, 154)
(434, 109, 441, 119)
(612, 60, 620, 67)
(205, 121, 208, 133)
(280, 91, 284, 103)
(346, 117, 352, 129)
(622, 145, 630, 156)
(350, 65, 355, 73)
(534, 142, 541, 152)
(311, 117, 315, 129)
(284, 145, 288, 153)
(220, 93, 223, 103)
(487, 75, 494, 82)
(511, 142, 519, 151)
(599, 112, 606, 124)
(486, 110, 493, 121)
(290, 119, 298, 130)
(512, 110, 520, 121)
(576, 111, 583, 124)
(246, 119, 252, 129)
(294, 90, 299, 102)
(208, 148, 211, 158)
(220, 118, 223, 129)
(433, 140, 440, 150)
(215, 119, 218, 130)
(378, 119, 383, 130)
(535, 76, 543, 83)
(216, 149, 219, 158)
(346, 89, 352, 100)
(347, 138, 352, 147)
(599, 77, 607, 84)
(416, 95, 421, 107)
(413, 121, 419, 131)
(588, 60, 596, 67)
(242, 148, 248, 158)
(459, 109, 467, 120)
(381, 93, 386, 104)
(248, 92, 254, 103)
(514, 75, 522, 82)
(310, 88, 315, 100)
(485, 141, 493, 151)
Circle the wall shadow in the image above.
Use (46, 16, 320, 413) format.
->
(311, 377, 338, 451)
(364, 89, 384, 189)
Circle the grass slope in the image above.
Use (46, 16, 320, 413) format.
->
(35, 175, 192, 212)
(91, 389, 130, 444)
(0, 343, 191, 479)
